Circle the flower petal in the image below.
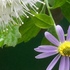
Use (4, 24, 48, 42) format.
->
(34, 45, 57, 52)
(59, 56, 65, 70)
(66, 26, 70, 40)
(45, 32, 60, 46)
(56, 25, 65, 42)
(69, 59, 70, 70)
(35, 52, 58, 59)
(46, 54, 61, 70)
(65, 57, 69, 70)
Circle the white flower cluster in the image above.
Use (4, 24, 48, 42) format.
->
(0, 0, 45, 31)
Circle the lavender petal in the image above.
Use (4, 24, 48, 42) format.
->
(34, 45, 57, 52)
(59, 56, 65, 70)
(46, 54, 61, 70)
(45, 32, 60, 46)
(56, 25, 65, 42)
(65, 57, 69, 70)
(69, 58, 70, 70)
(35, 52, 58, 59)
(66, 26, 70, 40)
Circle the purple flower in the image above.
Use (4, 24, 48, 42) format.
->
(34, 25, 70, 70)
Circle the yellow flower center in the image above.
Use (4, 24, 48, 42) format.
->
(58, 41, 70, 57)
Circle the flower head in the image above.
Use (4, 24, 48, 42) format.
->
(34, 25, 70, 70)
(0, 0, 45, 32)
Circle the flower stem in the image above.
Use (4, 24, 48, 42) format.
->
(40, 4, 46, 13)
(44, 0, 55, 25)
(44, 0, 59, 40)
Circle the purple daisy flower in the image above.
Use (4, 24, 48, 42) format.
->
(34, 25, 70, 70)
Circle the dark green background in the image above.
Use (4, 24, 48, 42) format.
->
(0, 18, 69, 70)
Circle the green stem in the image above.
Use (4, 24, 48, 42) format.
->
(40, 4, 46, 13)
(44, 0, 55, 25)
(44, 0, 59, 40)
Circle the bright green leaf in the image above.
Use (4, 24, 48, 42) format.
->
(32, 14, 54, 29)
(0, 37, 4, 47)
(4, 25, 21, 47)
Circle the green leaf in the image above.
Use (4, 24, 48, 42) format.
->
(0, 25, 21, 47)
(0, 37, 4, 47)
(61, 2, 70, 22)
(49, 0, 66, 9)
(18, 17, 40, 43)
(32, 14, 54, 29)
(67, 0, 70, 3)
(18, 13, 55, 43)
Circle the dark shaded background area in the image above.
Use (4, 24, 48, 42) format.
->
(0, 18, 69, 70)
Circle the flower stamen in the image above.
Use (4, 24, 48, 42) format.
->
(0, 0, 45, 32)
(58, 41, 70, 57)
